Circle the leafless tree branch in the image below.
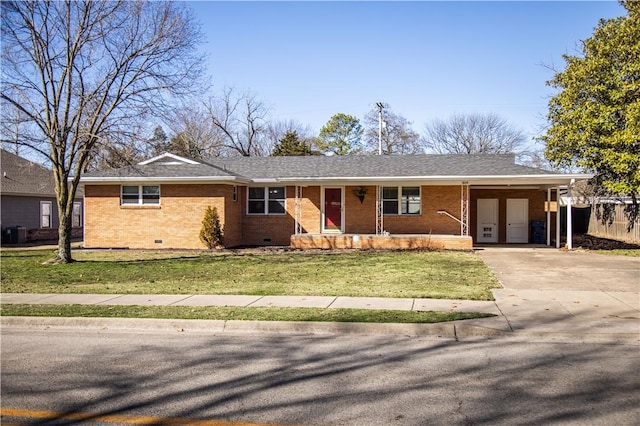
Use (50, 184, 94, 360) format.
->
(1, 0, 204, 262)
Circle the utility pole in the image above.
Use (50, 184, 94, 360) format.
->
(376, 102, 384, 155)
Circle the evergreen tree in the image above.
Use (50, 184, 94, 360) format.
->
(317, 113, 363, 155)
(149, 126, 169, 155)
(199, 206, 224, 249)
(542, 1, 639, 216)
(271, 131, 318, 156)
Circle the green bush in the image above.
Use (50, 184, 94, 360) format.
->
(199, 206, 224, 249)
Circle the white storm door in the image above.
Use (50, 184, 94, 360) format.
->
(477, 199, 498, 243)
(507, 199, 529, 243)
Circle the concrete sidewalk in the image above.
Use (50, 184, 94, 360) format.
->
(2, 290, 639, 342)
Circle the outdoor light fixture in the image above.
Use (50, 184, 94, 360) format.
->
(353, 186, 368, 203)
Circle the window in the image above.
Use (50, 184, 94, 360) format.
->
(248, 186, 286, 214)
(382, 187, 399, 215)
(401, 186, 421, 214)
(121, 185, 160, 205)
(40, 201, 52, 228)
(381, 186, 421, 215)
(72, 202, 82, 228)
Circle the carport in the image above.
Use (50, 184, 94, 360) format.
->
(471, 176, 589, 249)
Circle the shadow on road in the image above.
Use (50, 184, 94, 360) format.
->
(2, 329, 638, 425)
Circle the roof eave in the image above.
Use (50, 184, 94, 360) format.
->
(276, 173, 593, 185)
(79, 176, 250, 184)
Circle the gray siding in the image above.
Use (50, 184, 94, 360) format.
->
(1, 195, 59, 230)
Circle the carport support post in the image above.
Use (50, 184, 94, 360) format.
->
(556, 187, 561, 249)
(546, 188, 551, 246)
(566, 179, 574, 250)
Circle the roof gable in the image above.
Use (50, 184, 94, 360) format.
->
(138, 152, 201, 166)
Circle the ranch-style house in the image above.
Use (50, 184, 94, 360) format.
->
(79, 153, 590, 250)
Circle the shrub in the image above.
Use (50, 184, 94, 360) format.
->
(199, 206, 224, 249)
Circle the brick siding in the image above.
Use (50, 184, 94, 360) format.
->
(379, 186, 462, 235)
(291, 234, 473, 250)
(84, 183, 551, 249)
(84, 184, 240, 249)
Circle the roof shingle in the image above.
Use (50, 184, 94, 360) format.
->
(1, 149, 56, 196)
(82, 153, 559, 181)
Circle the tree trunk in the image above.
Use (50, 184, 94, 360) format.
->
(55, 194, 75, 264)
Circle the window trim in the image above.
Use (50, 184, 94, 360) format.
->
(120, 185, 161, 206)
(381, 186, 421, 216)
(40, 201, 52, 228)
(247, 186, 286, 215)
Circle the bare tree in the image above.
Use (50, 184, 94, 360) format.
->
(363, 103, 421, 155)
(86, 123, 153, 171)
(1, 0, 204, 262)
(206, 88, 271, 157)
(421, 113, 526, 155)
(0, 101, 30, 155)
(160, 106, 225, 159)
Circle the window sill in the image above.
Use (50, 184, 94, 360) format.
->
(120, 205, 161, 209)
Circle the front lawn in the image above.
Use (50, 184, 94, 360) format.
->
(0, 249, 500, 300)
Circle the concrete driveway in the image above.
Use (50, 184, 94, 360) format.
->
(477, 246, 640, 339)
(477, 246, 640, 292)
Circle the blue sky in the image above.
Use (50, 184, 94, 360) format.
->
(188, 1, 625, 150)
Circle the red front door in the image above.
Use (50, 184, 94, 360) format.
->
(324, 188, 342, 231)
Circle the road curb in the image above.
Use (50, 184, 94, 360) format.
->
(1, 316, 461, 338)
(2, 316, 637, 343)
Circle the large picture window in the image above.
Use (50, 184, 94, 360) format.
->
(121, 185, 160, 205)
(382, 186, 421, 215)
(248, 186, 286, 214)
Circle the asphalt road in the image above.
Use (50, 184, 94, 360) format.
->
(2, 327, 639, 425)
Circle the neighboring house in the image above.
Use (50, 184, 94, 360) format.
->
(1, 149, 83, 244)
(79, 152, 590, 250)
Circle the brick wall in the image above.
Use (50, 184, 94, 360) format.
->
(26, 227, 83, 241)
(379, 186, 462, 235)
(240, 185, 295, 246)
(298, 186, 322, 234)
(84, 184, 240, 249)
(291, 234, 473, 250)
(344, 185, 377, 233)
(85, 183, 551, 249)
(242, 185, 466, 245)
(471, 188, 547, 244)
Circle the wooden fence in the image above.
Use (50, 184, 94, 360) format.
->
(588, 204, 640, 244)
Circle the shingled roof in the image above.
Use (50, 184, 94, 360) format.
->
(80, 152, 587, 185)
(0, 149, 56, 196)
(207, 154, 553, 179)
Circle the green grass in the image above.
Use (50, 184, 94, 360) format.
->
(0, 249, 500, 300)
(0, 304, 495, 323)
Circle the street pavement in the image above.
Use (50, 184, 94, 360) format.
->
(1, 246, 638, 342)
